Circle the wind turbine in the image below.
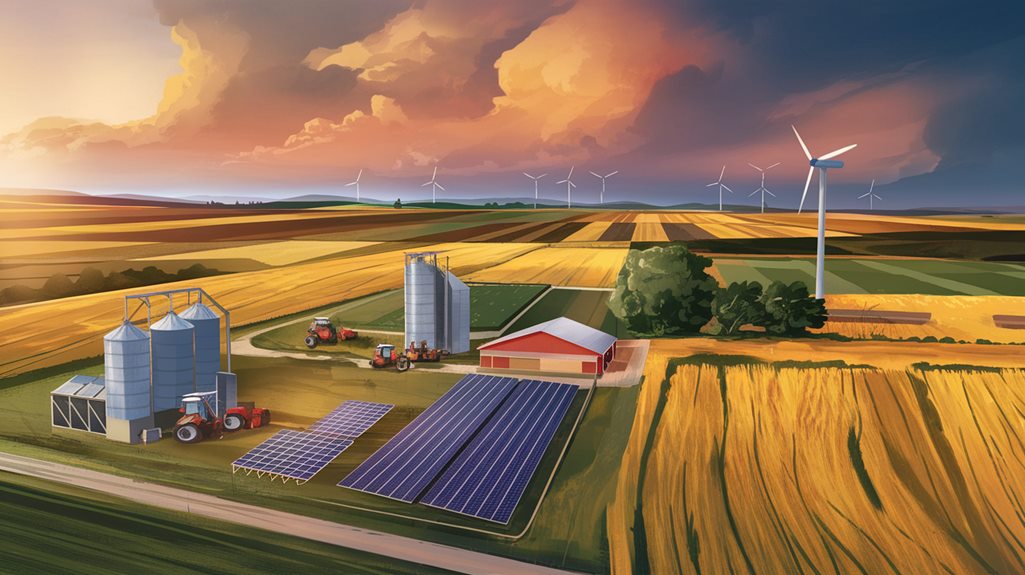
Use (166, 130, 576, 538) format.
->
(421, 165, 444, 204)
(793, 125, 857, 298)
(523, 172, 547, 209)
(858, 179, 881, 210)
(345, 168, 363, 202)
(747, 162, 780, 214)
(589, 170, 618, 205)
(705, 165, 733, 211)
(556, 166, 576, 208)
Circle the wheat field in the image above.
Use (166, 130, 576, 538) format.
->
(609, 357, 1025, 574)
(464, 245, 628, 287)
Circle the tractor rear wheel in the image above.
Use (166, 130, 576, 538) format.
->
(175, 423, 201, 444)
(305, 335, 317, 348)
(223, 413, 245, 432)
(396, 357, 410, 372)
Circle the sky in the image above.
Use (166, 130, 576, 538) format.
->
(1, 0, 1023, 208)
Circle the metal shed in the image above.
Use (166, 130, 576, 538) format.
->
(477, 317, 617, 376)
(51, 375, 107, 434)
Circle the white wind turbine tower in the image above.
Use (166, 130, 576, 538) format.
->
(345, 168, 363, 202)
(589, 170, 618, 205)
(556, 166, 576, 208)
(858, 179, 881, 210)
(523, 172, 547, 209)
(747, 162, 781, 214)
(705, 165, 733, 211)
(792, 124, 858, 298)
(421, 165, 445, 204)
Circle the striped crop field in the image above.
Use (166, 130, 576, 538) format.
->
(135, 240, 379, 266)
(464, 245, 628, 288)
(608, 349, 1025, 574)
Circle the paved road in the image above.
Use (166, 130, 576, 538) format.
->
(0, 452, 579, 575)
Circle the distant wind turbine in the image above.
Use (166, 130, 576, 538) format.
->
(421, 165, 445, 204)
(523, 172, 547, 209)
(705, 165, 733, 211)
(345, 169, 363, 202)
(589, 170, 618, 205)
(858, 179, 881, 210)
(747, 162, 780, 214)
(556, 167, 576, 208)
(792, 124, 858, 298)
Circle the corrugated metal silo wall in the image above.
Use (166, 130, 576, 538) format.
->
(181, 303, 220, 393)
(104, 322, 151, 420)
(151, 313, 195, 411)
(405, 260, 442, 349)
(447, 274, 471, 353)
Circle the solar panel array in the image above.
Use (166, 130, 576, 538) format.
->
(421, 379, 577, 524)
(231, 400, 392, 484)
(338, 374, 519, 502)
(308, 400, 394, 438)
(232, 430, 353, 483)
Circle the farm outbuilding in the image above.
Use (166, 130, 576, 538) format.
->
(51, 375, 107, 435)
(478, 317, 617, 377)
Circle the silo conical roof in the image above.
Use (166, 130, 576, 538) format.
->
(151, 311, 195, 331)
(104, 321, 149, 342)
(181, 302, 218, 321)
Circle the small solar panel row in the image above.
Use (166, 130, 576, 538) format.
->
(308, 400, 393, 438)
(421, 379, 577, 524)
(232, 430, 353, 483)
(338, 374, 519, 502)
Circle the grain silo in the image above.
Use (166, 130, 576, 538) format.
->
(180, 301, 220, 393)
(151, 311, 195, 412)
(103, 321, 152, 443)
(404, 252, 470, 354)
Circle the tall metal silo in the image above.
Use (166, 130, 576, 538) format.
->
(180, 302, 220, 393)
(104, 321, 152, 443)
(446, 273, 471, 354)
(151, 311, 195, 411)
(405, 252, 445, 349)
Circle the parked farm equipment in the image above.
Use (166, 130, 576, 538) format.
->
(305, 317, 358, 348)
(173, 391, 270, 444)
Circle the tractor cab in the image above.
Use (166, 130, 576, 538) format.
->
(174, 391, 221, 444)
(313, 317, 332, 328)
(377, 344, 396, 360)
(370, 343, 409, 371)
(182, 396, 210, 419)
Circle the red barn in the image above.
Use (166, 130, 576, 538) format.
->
(478, 317, 617, 377)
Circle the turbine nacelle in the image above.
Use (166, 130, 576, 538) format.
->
(810, 159, 844, 169)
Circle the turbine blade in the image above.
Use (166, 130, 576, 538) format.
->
(766, 162, 781, 170)
(748, 190, 759, 197)
(556, 179, 568, 184)
(606, 170, 618, 177)
(765, 189, 776, 197)
(748, 162, 761, 171)
(567, 166, 574, 178)
(858, 192, 871, 199)
(523, 172, 533, 179)
(792, 125, 812, 160)
(705, 182, 718, 187)
(722, 184, 734, 194)
(435, 183, 446, 192)
(868, 179, 875, 194)
(345, 181, 357, 186)
(719, 165, 726, 181)
(421, 181, 432, 187)
(819, 143, 857, 160)
(356, 168, 362, 180)
(537, 173, 547, 179)
(590, 171, 602, 178)
(432, 165, 438, 179)
(798, 166, 814, 213)
(873, 194, 882, 201)
(569, 181, 577, 188)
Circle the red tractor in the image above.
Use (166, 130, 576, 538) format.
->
(404, 340, 449, 363)
(368, 341, 448, 372)
(173, 392, 271, 444)
(305, 317, 358, 348)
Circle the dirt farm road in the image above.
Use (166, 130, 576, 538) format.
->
(0, 452, 580, 575)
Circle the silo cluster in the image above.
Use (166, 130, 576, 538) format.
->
(404, 252, 470, 354)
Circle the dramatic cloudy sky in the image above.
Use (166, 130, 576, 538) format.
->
(1, 0, 1023, 207)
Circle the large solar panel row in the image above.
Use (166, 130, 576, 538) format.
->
(338, 374, 520, 502)
(421, 379, 577, 524)
(308, 400, 394, 438)
(231, 430, 353, 483)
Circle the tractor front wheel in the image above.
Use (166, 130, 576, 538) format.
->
(175, 423, 201, 444)
(396, 357, 411, 372)
(223, 413, 245, 432)
(305, 335, 318, 349)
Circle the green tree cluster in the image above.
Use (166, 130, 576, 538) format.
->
(0, 264, 223, 306)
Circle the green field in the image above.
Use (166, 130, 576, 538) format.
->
(0, 473, 452, 575)
(712, 257, 1025, 295)
(0, 354, 633, 573)
(506, 288, 631, 338)
(470, 284, 548, 330)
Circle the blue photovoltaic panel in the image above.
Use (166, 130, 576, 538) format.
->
(232, 430, 353, 483)
(422, 379, 577, 524)
(308, 400, 393, 438)
(338, 374, 519, 502)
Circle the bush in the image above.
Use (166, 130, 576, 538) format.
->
(608, 245, 717, 336)
(757, 281, 827, 336)
(711, 281, 766, 335)
(394, 198, 403, 209)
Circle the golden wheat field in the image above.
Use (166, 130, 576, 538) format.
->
(0, 241, 537, 377)
(819, 294, 1025, 344)
(136, 239, 380, 266)
(609, 350, 1025, 574)
(464, 245, 629, 287)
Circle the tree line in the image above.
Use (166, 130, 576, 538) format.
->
(0, 264, 224, 306)
(608, 245, 827, 337)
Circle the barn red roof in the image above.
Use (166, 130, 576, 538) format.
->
(479, 317, 616, 355)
